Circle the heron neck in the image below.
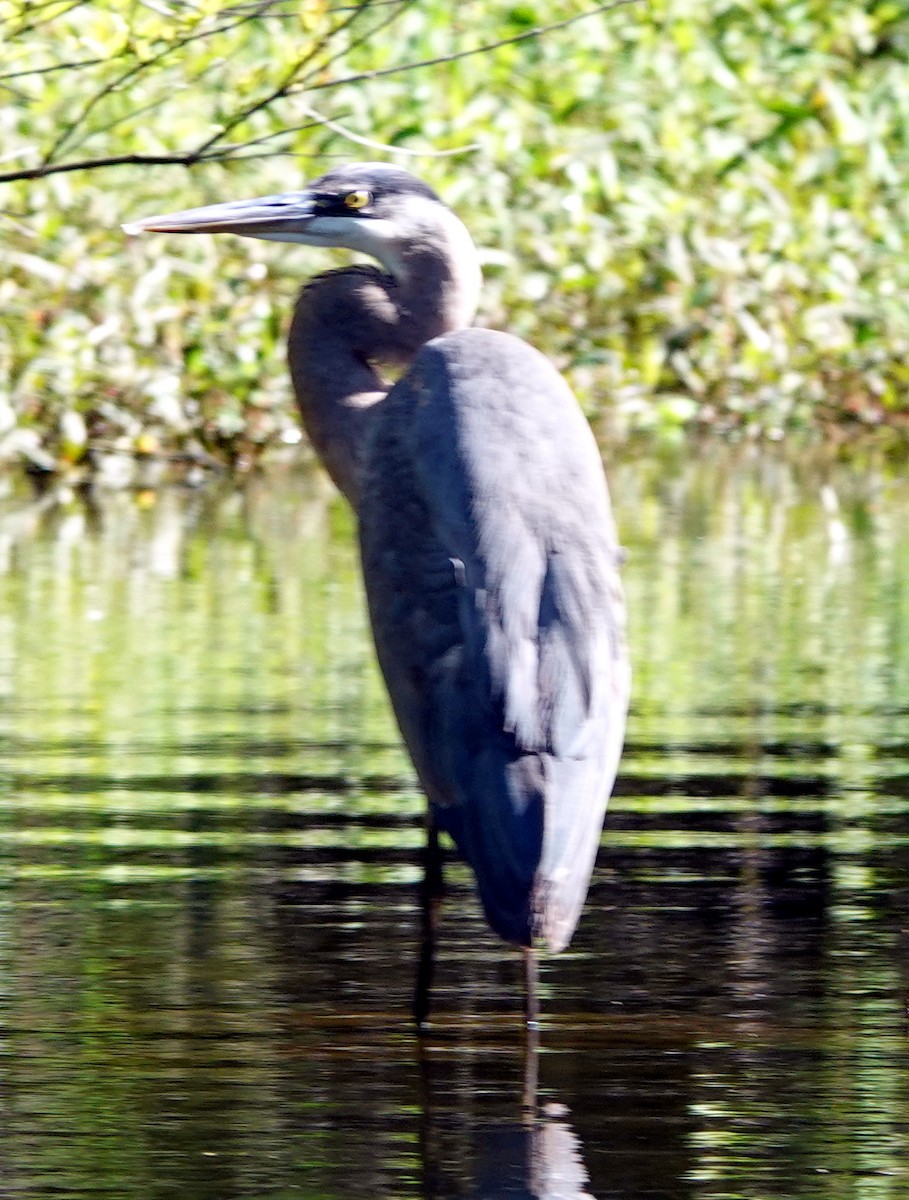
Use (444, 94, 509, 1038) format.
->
(288, 249, 479, 507)
(288, 271, 386, 506)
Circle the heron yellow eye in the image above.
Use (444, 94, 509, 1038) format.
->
(344, 190, 372, 210)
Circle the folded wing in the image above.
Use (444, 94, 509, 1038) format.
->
(358, 328, 629, 950)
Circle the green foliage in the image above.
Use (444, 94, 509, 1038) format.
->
(1, 0, 908, 471)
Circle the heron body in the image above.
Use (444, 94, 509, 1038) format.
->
(359, 326, 626, 952)
(127, 164, 630, 1024)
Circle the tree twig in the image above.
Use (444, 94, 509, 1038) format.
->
(296, 101, 478, 157)
(0, 0, 639, 184)
(40, 0, 290, 166)
(188, 0, 404, 158)
(308, 0, 640, 93)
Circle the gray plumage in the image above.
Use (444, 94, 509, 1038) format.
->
(126, 163, 630, 1013)
(359, 327, 626, 949)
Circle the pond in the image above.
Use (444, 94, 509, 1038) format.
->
(0, 445, 907, 1199)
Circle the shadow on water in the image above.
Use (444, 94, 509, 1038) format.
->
(0, 446, 908, 1197)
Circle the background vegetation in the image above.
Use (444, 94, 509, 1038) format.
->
(2, 0, 908, 475)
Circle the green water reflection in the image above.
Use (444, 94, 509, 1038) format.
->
(0, 447, 906, 1199)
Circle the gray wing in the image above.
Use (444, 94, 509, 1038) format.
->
(357, 328, 629, 951)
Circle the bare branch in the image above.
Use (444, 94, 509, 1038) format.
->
(1, 0, 90, 37)
(0, 152, 208, 184)
(0, 0, 639, 184)
(308, 0, 640, 94)
(294, 0, 419, 95)
(40, 0, 291, 166)
(0, 56, 108, 85)
(296, 102, 478, 158)
(188, 0, 408, 159)
(0, 120, 329, 184)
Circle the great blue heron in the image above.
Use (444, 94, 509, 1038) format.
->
(126, 163, 630, 1032)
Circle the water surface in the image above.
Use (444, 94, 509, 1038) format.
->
(1, 448, 907, 1198)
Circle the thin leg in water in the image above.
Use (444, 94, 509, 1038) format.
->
(414, 818, 444, 1031)
(522, 946, 540, 1117)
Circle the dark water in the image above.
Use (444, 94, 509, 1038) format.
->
(1, 448, 907, 1198)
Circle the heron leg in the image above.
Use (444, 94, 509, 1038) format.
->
(414, 818, 444, 1031)
(523, 945, 540, 1030)
(522, 947, 540, 1117)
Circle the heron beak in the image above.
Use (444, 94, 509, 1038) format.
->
(122, 191, 318, 240)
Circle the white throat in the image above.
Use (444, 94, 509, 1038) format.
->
(288, 195, 483, 332)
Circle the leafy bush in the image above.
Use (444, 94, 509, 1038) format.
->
(1, 0, 908, 473)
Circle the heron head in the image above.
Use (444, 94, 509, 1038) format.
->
(123, 162, 477, 291)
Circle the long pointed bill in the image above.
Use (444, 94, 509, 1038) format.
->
(122, 191, 319, 242)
